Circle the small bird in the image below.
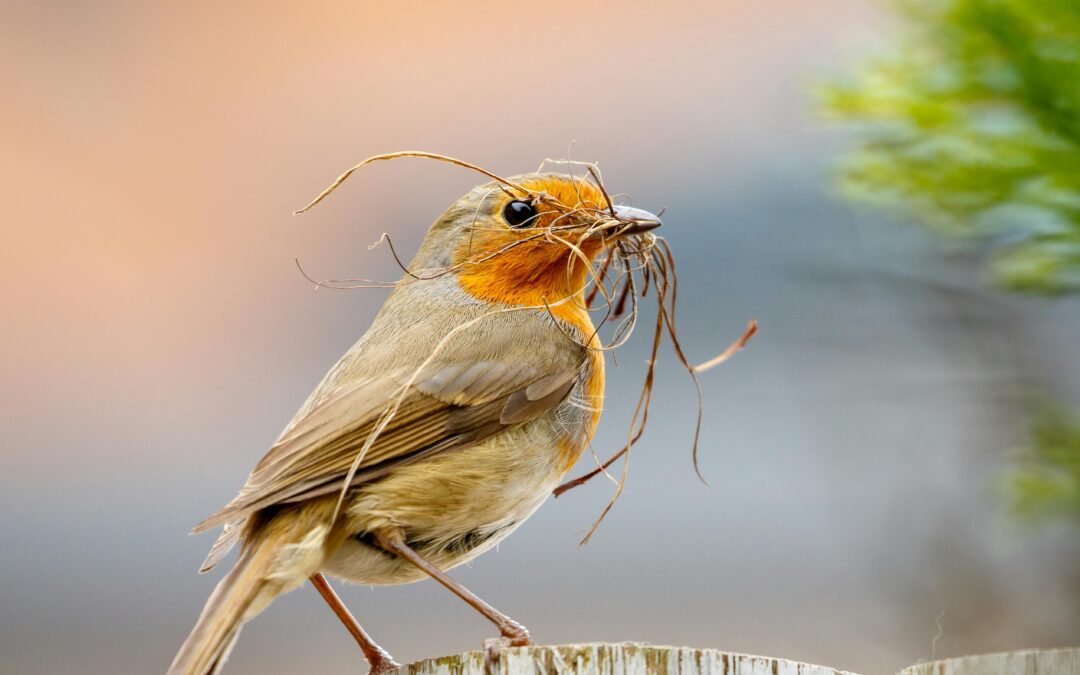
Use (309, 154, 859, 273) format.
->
(167, 170, 662, 675)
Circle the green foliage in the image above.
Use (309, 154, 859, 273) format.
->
(1011, 406, 1080, 521)
(824, 0, 1080, 525)
(821, 0, 1080, 295)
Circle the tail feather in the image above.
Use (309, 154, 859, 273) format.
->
(199, 519, 245, 573)
(206, 625, 242, 675)
(171, 505, 333, 675)
(168, 543, 276, 675)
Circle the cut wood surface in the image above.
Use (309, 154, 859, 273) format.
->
(394, 644, 1080, 675)
(899, 648, 1079, 675)
(393, 643, 854, 675)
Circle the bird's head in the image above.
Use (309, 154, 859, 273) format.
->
(411, 173, 662, 309)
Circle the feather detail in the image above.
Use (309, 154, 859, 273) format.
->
(171, 515, 330, 674)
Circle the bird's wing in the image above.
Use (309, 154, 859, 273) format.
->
(191, 358, 580, 535)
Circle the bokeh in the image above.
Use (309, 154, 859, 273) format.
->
(2, 2, 1077, 674)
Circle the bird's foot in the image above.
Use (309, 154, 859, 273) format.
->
(366, 648, 402, 675)
(499, 620, 531, 647)
(483, 625, 531, 672)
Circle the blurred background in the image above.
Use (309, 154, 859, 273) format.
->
(2, 1, 1078, 674)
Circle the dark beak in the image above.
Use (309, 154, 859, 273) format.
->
(610, 205, 662, 236)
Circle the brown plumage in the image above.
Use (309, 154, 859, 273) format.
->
(168, 173, 661, 674)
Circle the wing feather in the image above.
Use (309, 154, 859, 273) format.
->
(191, 360, 578, 535)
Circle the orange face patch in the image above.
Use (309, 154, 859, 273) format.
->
(453, 176, 612, 325)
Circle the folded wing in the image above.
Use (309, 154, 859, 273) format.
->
(192, 360, 579, 537)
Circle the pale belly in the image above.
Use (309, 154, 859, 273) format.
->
(322, 412, 580, 586)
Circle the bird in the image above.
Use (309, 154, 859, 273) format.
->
(167, 170, 662, 675)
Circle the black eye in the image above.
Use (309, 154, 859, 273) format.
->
(503, 200, 538, 228)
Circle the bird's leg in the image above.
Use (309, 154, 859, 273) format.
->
(372, 528, 532, 647)
(309, 573, 401, 674)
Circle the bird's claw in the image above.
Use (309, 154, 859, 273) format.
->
(483, 625, 531, 673)
(366, 651, 402, 674)
(502, 622, 531, 647)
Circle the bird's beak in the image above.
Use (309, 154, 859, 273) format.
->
(609, 205, 662, 237)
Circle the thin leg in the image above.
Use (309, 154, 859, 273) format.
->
(309, 573, 401, 674)
(373, 528, 532, 646)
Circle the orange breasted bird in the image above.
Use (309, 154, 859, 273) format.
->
(167, 171, 662, 675)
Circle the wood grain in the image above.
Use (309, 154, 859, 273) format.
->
(394, 643, 855, 675)
(899, 648, 1079, 675)
(395, 644, 1080, 675)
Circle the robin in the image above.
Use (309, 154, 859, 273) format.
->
(167, 168, 662, 675)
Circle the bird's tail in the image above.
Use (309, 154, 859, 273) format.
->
(167, 521, 329, 675)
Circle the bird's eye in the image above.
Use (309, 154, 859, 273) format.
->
(503, 200, 538, 228)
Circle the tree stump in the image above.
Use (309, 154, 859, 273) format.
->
(394, 644, 1080, 675)
(394, 643, 854, 675)
(899, 648, 1079, 675)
